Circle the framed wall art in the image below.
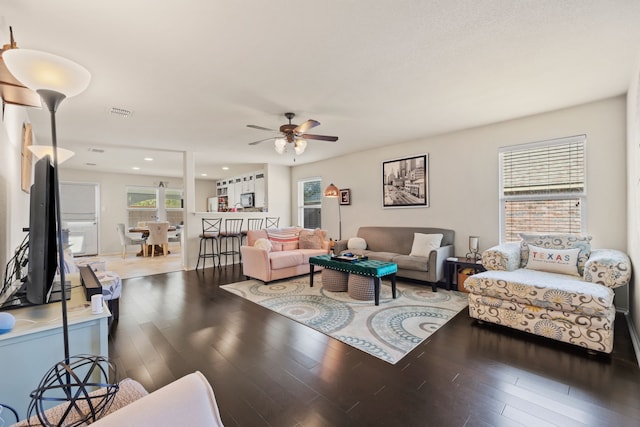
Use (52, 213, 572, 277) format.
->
(339, 188, 351, 205)
(382, 154, 428, 208)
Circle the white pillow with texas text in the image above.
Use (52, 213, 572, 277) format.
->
(525, 244, 580, 276)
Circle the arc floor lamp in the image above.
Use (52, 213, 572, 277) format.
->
(323, 183, 341, 240)
(4, 48, 117, 425)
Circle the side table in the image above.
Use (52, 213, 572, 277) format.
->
(445, 256, 486, 291)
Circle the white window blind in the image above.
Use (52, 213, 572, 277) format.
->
(499, 135, 586, 242)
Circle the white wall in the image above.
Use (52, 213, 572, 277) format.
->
(266, 163, 292, 227)
(0, 105, 32, 270)
(195, 179, 216, 212)
(627, 60, 640, 351)
(292, 96, 629, 308)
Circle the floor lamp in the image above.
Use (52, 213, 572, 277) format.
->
(4, 48, 117, 425)
(323, 183, 341, 240)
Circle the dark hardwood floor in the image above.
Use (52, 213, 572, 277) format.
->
(108, 266, 640, 427)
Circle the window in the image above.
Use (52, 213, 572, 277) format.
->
(126, 186, 184, 227)
(297, 178, 322, 229)
(499, 135, 586, 242)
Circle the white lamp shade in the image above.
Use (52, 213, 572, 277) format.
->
(294, 139, 307, 155)
(28, 145, 75, 164)
(2, 49, 90, 97)
(274, 138, 286, 154)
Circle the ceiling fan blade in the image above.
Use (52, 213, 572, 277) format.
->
(301, 133, 339, 142)
(294, 119, 320, 134)
(248, 136, 277, 146)
(247, 124, 277, 132)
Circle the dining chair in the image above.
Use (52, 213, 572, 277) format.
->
(197, 218, 222, 270)
(116, 223, 147, 258)
(146, 221, 170, 257)
(241, 218, 264, 245)
(265, 217, 279, 228)
(219, 218, 244, 265)
(168, 224, 182, 245)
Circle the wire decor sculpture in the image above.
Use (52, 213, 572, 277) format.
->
(27, 355, 119, 426)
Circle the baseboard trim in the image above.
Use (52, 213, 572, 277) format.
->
(626, 313, 640, 367)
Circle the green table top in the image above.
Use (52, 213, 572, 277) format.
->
(309, 254, 397, 277)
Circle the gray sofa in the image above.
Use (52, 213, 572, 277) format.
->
(335, 226, 454, 291)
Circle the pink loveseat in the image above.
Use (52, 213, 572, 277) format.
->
(240, 227, 329, 283)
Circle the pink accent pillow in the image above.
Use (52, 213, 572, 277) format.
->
(267, 227, 299, 251)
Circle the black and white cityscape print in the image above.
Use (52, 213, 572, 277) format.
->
(382, 154, 428, 207)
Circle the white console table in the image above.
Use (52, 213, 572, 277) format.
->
(0, 273, 110, 420)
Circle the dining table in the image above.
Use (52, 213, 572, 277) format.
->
(129, 226, 177, 256)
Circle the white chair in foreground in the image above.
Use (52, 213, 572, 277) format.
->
(116, 223, 146, 258)
(146, 221, 169, 257)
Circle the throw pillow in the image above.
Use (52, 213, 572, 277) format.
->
(347, 237, 367, 250)
(519, 233, 592, 274)
(254, 238, 272, 252)
(267, 227, 300, 251)
(409, 233, 443, 257)
(525, 244, 581, 276)
(299, 228, 324, 249)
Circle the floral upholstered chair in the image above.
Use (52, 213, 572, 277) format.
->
(464, 233, 631, 354)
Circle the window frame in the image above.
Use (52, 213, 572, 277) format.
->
(499, 134, 587, 243)
(297, 177, 322, 229)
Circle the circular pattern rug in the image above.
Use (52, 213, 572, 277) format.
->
(222, 276, 468, 364)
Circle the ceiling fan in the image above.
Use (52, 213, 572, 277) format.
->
(247, 112, 338, 155)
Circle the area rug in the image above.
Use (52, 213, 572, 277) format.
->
(221, 275, 468, 364)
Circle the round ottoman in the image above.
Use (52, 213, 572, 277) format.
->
(348, 274, 375, 301)
(321, 269, 348, 292)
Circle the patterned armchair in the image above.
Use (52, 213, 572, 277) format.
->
(464, 234, 631, 354)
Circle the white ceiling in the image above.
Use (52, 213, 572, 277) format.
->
(2, 1, 640, 180)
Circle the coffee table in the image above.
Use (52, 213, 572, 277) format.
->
(309, 255, 397, 306)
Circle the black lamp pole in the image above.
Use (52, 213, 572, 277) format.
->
(39, 89, 70, 363)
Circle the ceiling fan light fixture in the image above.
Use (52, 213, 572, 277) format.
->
(274, 138, 286, 154)
(294, 138, 307, 155)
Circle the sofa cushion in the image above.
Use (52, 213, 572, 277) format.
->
(392, 255, 429, 272)
(267, 227, 300, 251)
(525, 245, 580, 276)
(299, 228, 324, 249)
(269, 251, 304, 269)
(366, 252, 398, 263)
(464, 268, 614, 316)
(247, 229, 268, 247)
(254, 238, 272, 252)
(519, 233, 592, 275)
(348, 237, 367, 250)
(409, 233, 442, 257)
(300, 248, 330, 263)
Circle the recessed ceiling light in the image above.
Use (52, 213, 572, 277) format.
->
(201, 173, 207, 177)
(132, 167, 140, 170)
(222, 166, 229, 170)
(144, 157, 153, 161)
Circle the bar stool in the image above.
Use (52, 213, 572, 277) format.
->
(241, 218, 264, 245)
(265, 217, 280, 228)
(219, 218, 244, 265)
(196, 218, 222, 270)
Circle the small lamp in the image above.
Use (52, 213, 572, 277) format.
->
(466, 236, 480, 261)
(323, 183, 341, 240)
